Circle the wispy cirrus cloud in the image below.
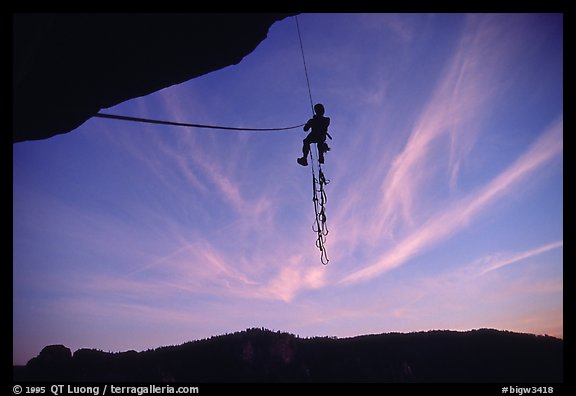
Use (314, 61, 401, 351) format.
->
(328, 14, 563, 287)
(375, 14, 524, 237)
(314, 15, 543, 268)
(322, 240, 562, 337)
(75, 233, 326, 304)
(340, 116, 562, 285)
(398, 240, 563, 335)
(471, 240, 563, 277)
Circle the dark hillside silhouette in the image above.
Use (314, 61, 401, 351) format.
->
(13, 328, 562, 383)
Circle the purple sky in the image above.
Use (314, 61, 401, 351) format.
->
(13, 13, 563, 365)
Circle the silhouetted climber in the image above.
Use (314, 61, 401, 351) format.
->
(297, 103, 331, 166)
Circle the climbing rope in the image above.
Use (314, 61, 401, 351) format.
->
(94, 112, 305, 132)
(295, 15, 314, 114)
(296, 15, 330, 265)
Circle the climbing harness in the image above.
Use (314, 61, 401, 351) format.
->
(296, 15, 330, 265)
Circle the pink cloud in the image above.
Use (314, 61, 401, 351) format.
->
(339, 117, 562, 285)
(474, 240, 563, 277)
(76, 226, 327, 303)
(374, 15, 523, 238)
